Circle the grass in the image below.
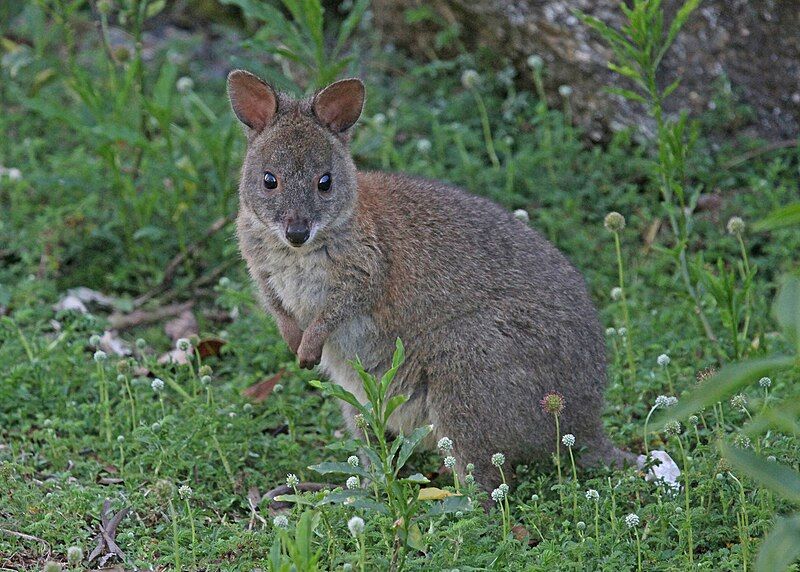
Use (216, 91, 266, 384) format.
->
(1, 1, 799, 570)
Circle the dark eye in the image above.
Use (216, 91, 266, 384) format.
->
(317, 173, 332, 193)
(263, 171, 278, 190)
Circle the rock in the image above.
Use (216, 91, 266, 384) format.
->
(371, 0, 800, 140)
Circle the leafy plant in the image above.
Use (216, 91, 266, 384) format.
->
(221, 0, 370, 92)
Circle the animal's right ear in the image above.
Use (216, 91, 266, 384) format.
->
(227, 70, 278, 132)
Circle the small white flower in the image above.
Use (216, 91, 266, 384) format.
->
(734, 434, 751, 449)
(178, 485, 193, 499)
(617, 327, 627, 337)
(200, 375, 212, 386)
(726, 216, 745, 235)
(347, 516, 365, 537)
(664, 420, 681, 436)
(273, 515, 289, 529)
(416, 138, 432, 153)
(491, 487, 506, 502)
(655, 395, 677, 409)
(89, 334, 102, 347)
(610, 287, 623, 300)
(562, 434, 575, 447)
(498, 483, 509, 495)
(176, 338, 192, 351)
(558, 84, 573, 97)
(605, 327, 616, 337)
(6, 168, 22, 181)
(347, 455, 359, 467)
(176, 76, 194, 94)
(657, 354, 670, 367)
(526, 54, 544, 70)
(625, 513, 640, 528)
(491, 453, 505, 467)
(286, 473, 300, 487)
(93, 350, 107, 363)
(151, 378, 165, 393)
(116, 435, 125, 443)
(730, 393, 748, 411)
(461, 69, 480, 90)
(513, 209, 530, 223)
(531, 494, 539, 502)
(759, 377, 771, 388)
(464, 474, 475, 485)
(346, 476, 360, 490)
(585, 489, 599, 501)
(444, 456, 456, 469)
(437, 437, 453, 452)
(688, 415, 700, 426)
(466, 463, 475, 472)
(372, 113, 386, 126)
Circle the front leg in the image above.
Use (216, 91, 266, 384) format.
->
(256, 284, 303, 355)
(296, 248, 382, 370)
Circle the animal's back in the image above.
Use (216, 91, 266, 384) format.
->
(348, 172, 616, 482)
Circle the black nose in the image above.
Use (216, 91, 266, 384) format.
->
(285, 222, 310, 246)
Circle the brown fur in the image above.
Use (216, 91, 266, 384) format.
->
(228, 70, 632, 490)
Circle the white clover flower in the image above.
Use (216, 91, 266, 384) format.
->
(726, 216, 745, 235)
(218, 276, 231, 288)
(67, 546, 83, 565)
(655, 395, 677, 409)
(625, 513, 640, 528)
(93, 350, 108, 363)
(151, 422, 161, 432)
(178, 485, 193, 499)
(176, 76, 194, 94)
(664, 420, 681, 436)
(491, 453, 505, 467)
(605, 327, 616, 337)
(444, 456, 456, 469)
(730, 393, 748, 411)
(610, 287, 623, 301)
(526, 54, 544, 70)
(117, 435, 125, 444)
(585, 489, 599, 501)
(347, 455, 359, 467)
(286, 473, 299, 487)
(562, 434, 575, 447)
(530, 494, 539, 502)
(688, 415, 700, 426)
(437, 437, 453, 452)
(558, 84, 573, 97)
(466, 463, 475, 472)
(6, 168, 22, 181)
(151, 378, 165, 393)
(200, 375, 212, 386)
(372, 113, 386, 126)
(577, 521, 586, 530)
(604, 212, 626, 232)
(513, 209, 530, 223)
(416, 138, 432, 153)
(461, 69, 480, 90)
(498, 483, 509, 495)
(464, 474, 475, 485)
(347, 516, 365, 537)
(346, 476, 360, 490)
(734, 434, 751, 449)
(135, 338, 147, 349)
(491, 487, 506, 502)
(657, 354, 671, 367)
(89, 334, 102, 347)
(176, 338, 192, 351)
(759, 377, 771, 388)
(767, 455, 777, 462)
(273, 515, 289, 529)
(617, 327, 627, 337)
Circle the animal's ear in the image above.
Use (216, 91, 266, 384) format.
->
(312, 78, 365, 133)
(227, 70, 278, 131)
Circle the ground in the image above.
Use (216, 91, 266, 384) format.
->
(0, 1, 798, 570)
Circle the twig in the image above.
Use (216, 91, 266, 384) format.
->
(722, 140, 798, 168)
(108, 301, 194, 330)
(0, 528, 51, 557)
(133, 214, 235, 308)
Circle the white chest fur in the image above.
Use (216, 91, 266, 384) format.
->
(262, 246, 331, 329)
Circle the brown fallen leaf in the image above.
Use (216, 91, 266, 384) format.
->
(512, 524, 535, 545)
(99, 330, 131, 357)
(197, 337, 226, 358)
(164, 310, 198, 342)
(158, 347, 192, 365)
(88, 499, 129, 566)
(242, 370, 285, 402)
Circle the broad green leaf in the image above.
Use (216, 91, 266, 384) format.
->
(755, 514, 800, 572)
(654, 356, 795, 429)
(308, 379, 366, 413)
(396, 425, 433, 474)
(384, 395, 408, 421)
(405, 522, 426, 552)
(721, 443, 800, 503)
(308, 461, 369, 478)
(774, 275, 800, 350)
(755, 203, 800, 231)
(401, 473, 430, 484)
(424, 494, 473, 517)
(418, 487, 454, 501)
(272, 494, 316, 506)
(318, 488, 369, 505)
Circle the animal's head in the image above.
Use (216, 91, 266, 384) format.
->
(227, 70, 365, 249)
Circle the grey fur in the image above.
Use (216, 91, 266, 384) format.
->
(229, 71, 631, 490)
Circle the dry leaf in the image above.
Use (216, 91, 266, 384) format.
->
(417, 487, 454, 501)
(100, 330, 131, 357)
(242, 370, 285, 402)
(164, 310, 198, 341)
(197, 337, 226, 358)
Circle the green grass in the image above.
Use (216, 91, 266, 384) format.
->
(1, 1, 799, 570)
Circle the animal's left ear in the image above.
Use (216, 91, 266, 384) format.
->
(312, 78, 365, 134)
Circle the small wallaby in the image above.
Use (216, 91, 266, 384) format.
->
(228, 70, 631, 489)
